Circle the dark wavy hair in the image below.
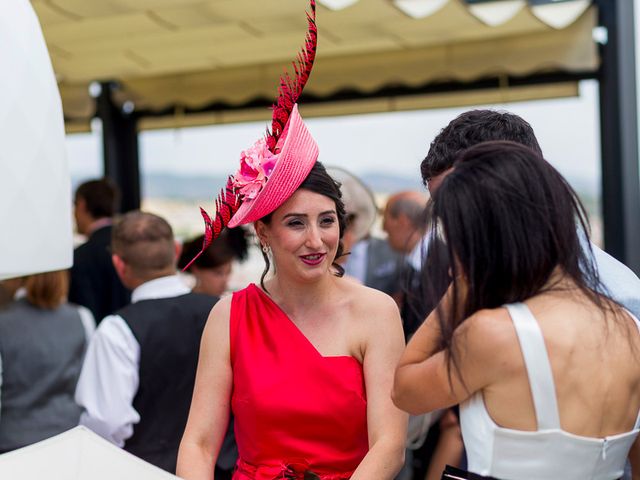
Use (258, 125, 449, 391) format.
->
(257, 161, 347, 290)
(421, 110, 542, 186)
(178, 228, 249, 271)
(426, 141, 623, 386)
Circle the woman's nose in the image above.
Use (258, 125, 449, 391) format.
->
(305, 225, 323, 248)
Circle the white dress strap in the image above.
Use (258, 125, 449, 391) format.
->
(626, 309, 640, 430)
(506, 303, 561, 430)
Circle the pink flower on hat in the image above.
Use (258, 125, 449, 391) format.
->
(232, 138, 278, 200)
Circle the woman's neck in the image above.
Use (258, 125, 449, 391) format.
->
(264, 273, 336, 319)
(543, 266, 573, 291)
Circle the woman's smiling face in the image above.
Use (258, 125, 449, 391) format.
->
(256, 189, 340, 283)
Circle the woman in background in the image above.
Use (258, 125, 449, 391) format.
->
(393, 141, 640, 480)
(179, 228, 249, 297)
(0, 270, 94, 452)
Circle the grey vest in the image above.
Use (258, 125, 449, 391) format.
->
(0, 299, 86, 452)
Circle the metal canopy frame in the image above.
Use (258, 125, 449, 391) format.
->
(94, 0, 640, 275)
(595, 0, 640, 275)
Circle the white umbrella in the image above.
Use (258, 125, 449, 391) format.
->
(0, 426, 180, 480)
(0, 0, 73, 281)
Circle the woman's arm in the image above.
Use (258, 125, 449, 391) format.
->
(351, 292, 408, 480)
(393, 302, 509, 415)
(177, 297, 233, 480)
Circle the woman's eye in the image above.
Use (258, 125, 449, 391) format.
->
(287, 219, 304, 227)
(320, 216, 336, 226)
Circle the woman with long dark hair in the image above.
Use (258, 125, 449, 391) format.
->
(393, 141, 640, 480)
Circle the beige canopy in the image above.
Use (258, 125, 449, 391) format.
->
(32, 0, 597, 131)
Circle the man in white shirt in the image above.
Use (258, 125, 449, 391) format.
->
(75, 211, 223, 474)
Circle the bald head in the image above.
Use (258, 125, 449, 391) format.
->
(383, 191, 428, 254)
(385, 191, 428, 226)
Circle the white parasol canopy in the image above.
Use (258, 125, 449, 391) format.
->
(0, 426, 180, 480)
(0, 0, 73, 281)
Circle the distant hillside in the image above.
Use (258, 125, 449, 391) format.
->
(138, 171, 425, 200)
(142, 173, 228, 200)
(73, 170, 596, 202)
(359, 172, 424, 193)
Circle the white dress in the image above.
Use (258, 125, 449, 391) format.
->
(460, 303, 640, 480)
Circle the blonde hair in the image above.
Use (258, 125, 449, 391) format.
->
(25, 270, 68, 309)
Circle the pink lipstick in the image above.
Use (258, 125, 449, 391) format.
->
(300, 253, 326, 266)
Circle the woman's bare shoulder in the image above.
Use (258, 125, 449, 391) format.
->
(341, 278, 398, 309)
(211, 292, 233, 317)
(337, 278, 401, 329)
(201, 293, 234, 340)
(458, 307, 514, 341)
(455, 307, 520, 372)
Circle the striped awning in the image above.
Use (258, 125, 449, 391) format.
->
(32, 0, 597, 131)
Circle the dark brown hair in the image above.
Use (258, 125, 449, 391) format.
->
(421, 109, 542, 185)
(427, 141, 624, 387)
(178, 228, 249, 271)
(75, 178, 119, 218)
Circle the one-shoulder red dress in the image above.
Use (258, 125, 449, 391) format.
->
(229, 284, 369, 480)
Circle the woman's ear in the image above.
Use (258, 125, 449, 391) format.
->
(254, 221, 268, 247)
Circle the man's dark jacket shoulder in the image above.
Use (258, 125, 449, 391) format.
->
(69, 225, 130, 322)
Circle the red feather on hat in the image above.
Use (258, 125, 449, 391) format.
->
(266, 0, 317, 154)
(182, 177, 241, 271)
(184, 0, 317, 270)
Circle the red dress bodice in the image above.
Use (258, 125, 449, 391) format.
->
(230, 284, 368, 480)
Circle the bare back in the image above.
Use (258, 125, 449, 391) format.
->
(483, 288, 640, 438)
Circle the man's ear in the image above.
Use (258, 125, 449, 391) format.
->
(74, 196, 86, 215)
(112, 253, 127, 280)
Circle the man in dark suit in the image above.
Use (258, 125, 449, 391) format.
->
(383, 191, 454, 480)
(382, 190, 449, 338)
(69, 178, 130, 323)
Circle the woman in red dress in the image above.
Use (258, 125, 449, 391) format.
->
(177, 2, 407, 478)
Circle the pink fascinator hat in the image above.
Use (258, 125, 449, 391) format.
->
(184, 0, 318, 269)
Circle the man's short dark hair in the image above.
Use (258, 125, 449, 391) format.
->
(75, 178, 119, 219)
(421, 109, 542, 185)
